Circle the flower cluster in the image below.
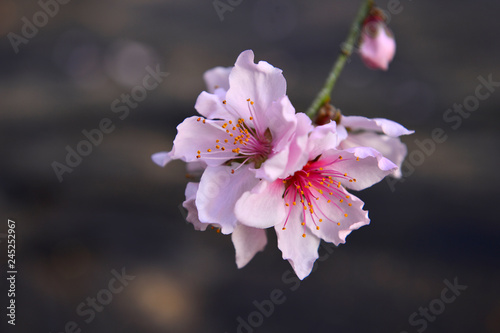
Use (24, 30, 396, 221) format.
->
(153, 50, 412, 279)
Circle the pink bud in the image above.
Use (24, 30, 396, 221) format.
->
(359, 18, 396, 71)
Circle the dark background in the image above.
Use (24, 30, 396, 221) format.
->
(1, 0, 499, 332)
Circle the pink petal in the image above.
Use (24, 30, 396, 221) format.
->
(225, 50, 287, 125)
(307, 120, 344, 160)
(151, 151, 173, 167)
(341, 115, 413, 137)
(182, 182, 211, 231)
(196, 165, 259, 234)
(194, 91, 234, 120)
(322, 147, 397, 191)
(253, 110, 311, 181)
(306, 190, 369, 245)
(340, 132, 408, 178)
(231, 224, 267, 268)
(171, 116, 235, 166)
(275, 208, 320, 280)
(203, 66, 232, 93)
(235, 180, 287, 229)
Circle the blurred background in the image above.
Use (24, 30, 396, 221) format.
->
(1, 0, 499, 332)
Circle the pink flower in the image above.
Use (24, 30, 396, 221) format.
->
(338, 115, 413, 178)
(359, 16, 396, 71)
(234, 122, 397, 279)
(153, 50, 312, 234)
(153, 49, 309, 181)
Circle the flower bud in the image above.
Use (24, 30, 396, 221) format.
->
(359, 10, 396, 71)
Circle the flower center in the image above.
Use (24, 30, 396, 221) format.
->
(281, 155, 358, 237)
(195, 98, 273, 173)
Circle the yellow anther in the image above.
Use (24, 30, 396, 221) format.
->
(202, 119, 206, 124)
(283, 180, 287, 183)
(231, 169, 235, 174)
(302, 234, 306, 238)
(249, 117, 253, 120)
(224, 139, 228, 143)
(329, 192, 333, 195)
(308, 182, 312, 186)
(319, 167, 323, 170)
(301, 222, 305, 226)
(285, 203, 289, 207)
(222, 100, 227, 104)
(327, 200, 331, 203)
(303, 206, 307, 210)
(339, 155, 343, 160)
(293, 202, 296, 206)
(319, 219, 323, 222)
(310, 208, 314, 213)
(353, 179, 357, 182)
(282, 227, 286, 230)
(348, 203, 352, 206)
(316, 226, 320, 230)
(197, 150, 201, 154)
(250, 101, 254, 105)
(216, 145, 220, 149)
(221, 147, 225, 151)
(318, 189, 323, 194)
(338, 183, 341, 188)
(356, 157, 360, 161)
(246, 98, 251, 101)
(346, 195, 350, 199)
(344, 213, 348, 217)
(216, 229, 221, 233)
(316, 197, 319, 201)
(300, 199, 304, 203)
(344, 173, 347, 176)
(207, 149, 211, 152)
(228, 120, 232, 124)
(197, 117, 201, 121)
(340, 199, 343, 203)
(337, 222, 341, 226)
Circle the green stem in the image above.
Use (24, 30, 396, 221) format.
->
(306, 0, 374, 119)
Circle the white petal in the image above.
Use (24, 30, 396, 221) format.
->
(196, 165, 259, 234)
(231, 224, 267, 268)
(235, 180, 287, 229)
